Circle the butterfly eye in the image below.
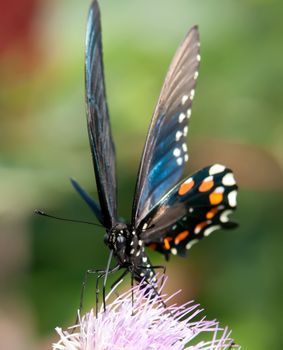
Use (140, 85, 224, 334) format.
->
(117, 235, 125, 243)
(117, 235, 125, 245)
(103, 233, 109, 244)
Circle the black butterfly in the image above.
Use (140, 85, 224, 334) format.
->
(71, 0, 238, 285)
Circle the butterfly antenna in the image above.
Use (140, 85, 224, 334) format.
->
(34, 209, 103, 228)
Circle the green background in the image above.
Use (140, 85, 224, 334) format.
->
(0, 0, 282, 349)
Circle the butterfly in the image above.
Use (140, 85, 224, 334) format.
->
(71, 0, 238, 284)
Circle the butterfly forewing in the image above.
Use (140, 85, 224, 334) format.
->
(140, 164, 238, 258)
(85, 1, 117, 229)
(132, 26, 200, 228)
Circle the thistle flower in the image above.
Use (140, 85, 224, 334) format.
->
(53, 278, 240, 350)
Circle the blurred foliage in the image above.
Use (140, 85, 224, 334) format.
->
(0, 0, 282, 349)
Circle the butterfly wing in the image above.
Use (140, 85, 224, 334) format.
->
(85, 1, 117, 229)
(139, 164, 238, 258)
(132, 26, 200, 228)
(70, 178, 103, 224)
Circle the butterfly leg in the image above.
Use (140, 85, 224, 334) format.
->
(95, 272, 104, 317)
(110, 268, 129, 296)
(95, 265, 120, 316)
(78, 253, 116, 317)
(73, 267, 106, 329)
(149, 264, 166, 287)
(79, 268, 105, 313)
(150, 264, 166, 274)
(131, 271, 135, 315)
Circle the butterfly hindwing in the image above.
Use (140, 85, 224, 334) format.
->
(85, 1, 117, 229)
(132, 26, 200, 228)
(139, 164, 238, 258)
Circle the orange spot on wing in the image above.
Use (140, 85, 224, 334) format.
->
(163, 237, 173, 250)
(147, 243, 157, 251)
(209, 192, 223, 205)
(199, 179, 214, 192)
(178, 179, 195, 196)
(195, 221, 208, 234)
(206, 207, 219, 219)
(175, 230, 189, 245)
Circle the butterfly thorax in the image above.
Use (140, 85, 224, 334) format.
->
(104, 223, 154, 281)
(104, 223, 129, 266)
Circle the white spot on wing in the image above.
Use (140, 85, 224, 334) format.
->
(187, 109, 191, 119)
(175, 130, 183, 141)
(182, 95, 189, 105)
(177, 157, 183, 166)
(179, 113, 186, 123)
(190, 89, 195, 100)
(209, 164, 225, 175)
(142, 223, 148, 230)
(171, 248, 177, 255)
(220, 210, 233, 223)
(203, 175, 213, 183)
(142, 257, 147, 262)
(228, 190, 237, 207)
(222, 173, 236, 186)
(182, 143, 188, 152)
(183, 126, 188, 136)
(173, 148, 181, 157)
(204, 225, 221, 237)
(184, 177, 193, 184)
(194, 71, 199, 80)
(215, 186, 225, 193)
(197, 54, 201, 62)
(184, 154, 189, 162)
(195, 226, 201, 234)
(186, 239, 199, 250)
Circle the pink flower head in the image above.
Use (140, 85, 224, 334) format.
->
(53, 277, 240, 350)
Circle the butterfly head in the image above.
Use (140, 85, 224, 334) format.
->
(104, 223, 129, 264)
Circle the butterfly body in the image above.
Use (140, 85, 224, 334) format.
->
(104, 223, 154, 282)
(73, 0, 239, 284)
